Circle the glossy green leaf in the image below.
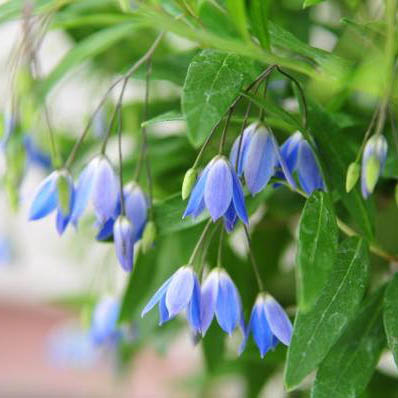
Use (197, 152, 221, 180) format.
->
(303, 0, 325, 8)
(226, 0, 249, 40)
(38, 23, 137, 97)
(297, 191, 338, 312)
(142, 110, 184, 127)
(249, 0, 270, 50)
(182, 49, 261, 147)
(383, 274, 398, 366)
(285, 237, 369, 389)
(312, 287, 386, 398)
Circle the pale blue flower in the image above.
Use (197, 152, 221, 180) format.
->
(200, 268, 243, 336)
(113, 216, 134, 272)
(239, 294, 292, 358)
(183, 156, 248, 229)
(141, 266, 201, 333)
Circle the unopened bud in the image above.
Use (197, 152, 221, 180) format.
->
(345, 162, 360, 192)
(182, 168, 197, 200)
(57, 171, 72, 215)
(364, 155, 381, 195)
(142, 221, 156, 253)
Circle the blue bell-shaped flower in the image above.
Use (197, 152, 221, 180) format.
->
(200, 268, 243, 336)
(183, 156, 248, 230)
(90, 296, 121, 345)
(141, 266, 201, 334)
(113, 216, 135, 272)
(361, 134, 388, 198)
(239, 293, 292, 358)
(29, 169, 75, 235)
(96, 182, 148, 242)
(71, 155, 119, 225)
(279, 131, 325, 195)
(230, 123, 297, 195)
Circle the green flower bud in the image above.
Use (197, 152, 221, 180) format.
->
(182, 168, 197, 200)
(365, 155, 380, 195)
(15, 65, 34, 97)
(57, 171, 72, 215)
(142, 221, 156, 253)
(345, 162, 360, 193)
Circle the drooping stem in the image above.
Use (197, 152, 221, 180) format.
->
(217, 226, 225, 267)
(218, 107, 234, 154)
(243, 226, 264, 291)
(355, 107, 380, 163)
(117, 78, 129, 216)
(188, 220, 213, 265)
(64, 32, 164, 169)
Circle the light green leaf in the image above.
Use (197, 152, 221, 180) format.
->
(383, 274, 398, 366)
(297, 191, 338, 312)
(38, 23, 137, 97)
(285, 237, 369, 390)
(312, 287, 386, 398)
(249, 0, 270, 50)
(142, 110, 184, 127)
(182, 49, 261, 147)
(226, 0, 249, 40)
(303, 0, 325, 8)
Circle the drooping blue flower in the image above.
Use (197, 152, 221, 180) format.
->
(183, 156, 248, 229)
(96, 182, 148, 242)
(200, 268, 243, 336)
(230, 123, 297, 195)
(0, 108, 15, 149)
(113, 216, 135, 272)
(29, 169, 75, 235)
(239, 294, 292, 358)
(141, 266, 201, 333)
(23, 135, 52, 170)
(361, 134, 388, 199)
(90, 296, 121, 345)
(279, 131, 325, 195)
(71, 155, 118, 225)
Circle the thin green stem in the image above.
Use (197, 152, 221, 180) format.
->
(217, 226, 225, 267)
(65, 32, 164, 169)
(355, 107, 380, 163)
(243, 226, 264, 291)
(189, 220, 213, 266)
(218, 107, 234, 154)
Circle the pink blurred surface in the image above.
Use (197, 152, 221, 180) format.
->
(0, 301, 200, 397)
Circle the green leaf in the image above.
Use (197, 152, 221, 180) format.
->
(303, 0, 325, 8)
(312, 287, 386, 398)
(226, 0, 249, 40)
(297, 191, 338, 312)
(249, 0, 270, 50)
(142, 110, 184, 127)
(285, 237, 369, 389)
(308, 99, 375, 240)
(38, 23, 138, 97)
(383, 274, 398, 366)
(182, 49, 261, 147)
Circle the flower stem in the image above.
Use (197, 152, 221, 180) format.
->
(188, 220, 213, 266)
(243, 225, 264, 292)
(217, 226, 225, 267)
(64, 32, 164, 169)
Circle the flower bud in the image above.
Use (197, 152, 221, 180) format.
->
(57, 171, 73, 216)
(345, 162, 360, 192)
(361, 135, 388, 198)
(113, 216, 134, 272)
(141, 221, 156, 253)
(182, 168, 198, 200)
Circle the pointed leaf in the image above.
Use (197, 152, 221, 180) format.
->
(312, 287, 386, 398)
(285, 237, 369, 389)
(297, 191, 338, 312)
(383, 274, 398, 366)
(182, 49, 261, 147)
